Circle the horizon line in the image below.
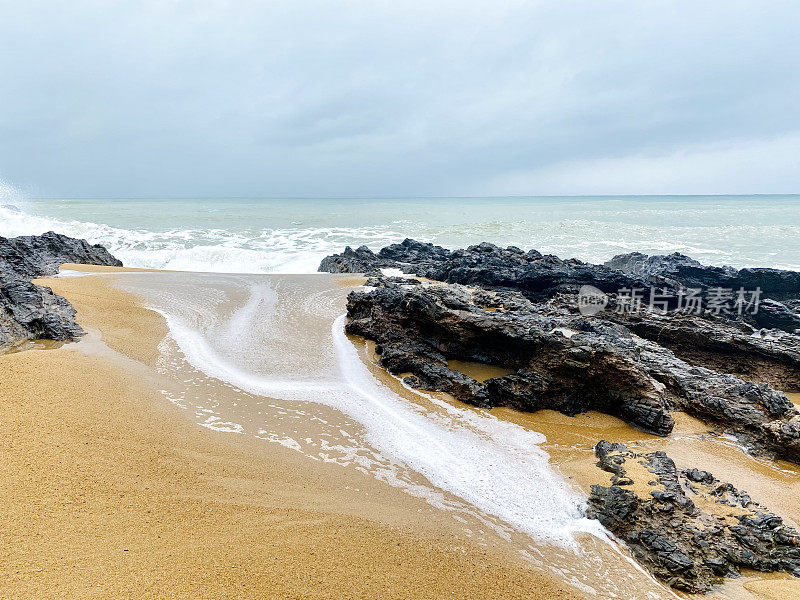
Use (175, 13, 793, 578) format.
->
(26, 192, 800, 201)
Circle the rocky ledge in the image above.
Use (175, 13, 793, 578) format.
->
(346, 277, 800, 462)
(587, 441, 800, 592)
(324, 239, 800, 590)
(0, 232, 122, 348)
(325, 240, 800, 460)
(320, 240, 800, 592)
(321, 239, 800, 333)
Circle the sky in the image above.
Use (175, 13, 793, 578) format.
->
(0, 0, 798, 198)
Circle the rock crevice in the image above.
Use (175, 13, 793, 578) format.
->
(587, 441, 800, 592)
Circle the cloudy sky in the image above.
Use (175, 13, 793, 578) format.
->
(1, 0, 798, 198)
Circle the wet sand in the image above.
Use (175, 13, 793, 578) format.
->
(6, 265, 800, 599)
(1, 266, 583, 600)
(434, 360, 800, 600)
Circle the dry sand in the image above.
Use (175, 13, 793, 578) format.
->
(0, 266, 582, 600)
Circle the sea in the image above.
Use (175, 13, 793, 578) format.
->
(2, 194, 799, 272)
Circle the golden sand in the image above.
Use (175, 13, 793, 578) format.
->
(1, 266, 582, 600)
(447, 359, 516, 383)
(355, 335, 800, 600)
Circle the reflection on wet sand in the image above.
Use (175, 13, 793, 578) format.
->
(365, 351, 800, 600)
(447, 359, 515, 382)
(110, 271, 800, 600)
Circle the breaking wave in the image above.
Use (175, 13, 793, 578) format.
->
(2, 194, 800, 273)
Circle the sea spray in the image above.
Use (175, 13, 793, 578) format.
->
(118, 270, 676, 599)
(3, 196, 800, 272)
(124, 272, 597, 545)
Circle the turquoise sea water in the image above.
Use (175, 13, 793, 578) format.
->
(1, 195, 798, 273)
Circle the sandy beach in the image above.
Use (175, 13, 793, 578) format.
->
(0, 266, 583, 600)
(4, 3, 799, 597)
(4, 265, 800, 599)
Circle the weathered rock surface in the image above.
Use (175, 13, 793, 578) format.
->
(586, 441, 800, 592)
(605, 252, 800, 332)
(0, 231, 122, 279)
(0, 231, 122, 348)
(318, 245, 384, 276)
(602, 308, 800, 391)
(347, 279, 674, 434)
(605, 251, 800, 302)
(346, 279, 800, 461)
(322, 241, 800, 333)
(0, 273, 83, 346)
(327, 240, 800, 589)
(324, 240, 800, 385)
(322, 239, 649, 300)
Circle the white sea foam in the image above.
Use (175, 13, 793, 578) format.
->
(0, 202, 403, 274)
(118, 272, 683, 599)
(128, 273, 601, 545)
(2, 196, 800, 274)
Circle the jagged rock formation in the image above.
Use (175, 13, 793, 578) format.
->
(0, 274, 83, 346)
(586, 441, 800, 592)
(0, 231, 121, 279)
(321, 240, 800, 332)
(605, 251, 800, 332)
(321, 239, 650, 299)
(346, 278, 800, 461)
(605, 251, 800, 302)
(323, 240, 800, 387)
(602, 309, 800, 391)
(0, 232, 122, 348)
(318, 245, 385, 276)
(324, 239, 800, 590)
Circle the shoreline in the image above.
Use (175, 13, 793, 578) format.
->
(1, 266, 584, 600)
(3, 262, 800, 598)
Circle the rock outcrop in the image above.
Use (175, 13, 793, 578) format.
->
(0, 231, 122, 348)
(321, 241, 800, 333)
(322, 239, 649, 300)
(346, 278, 800, 462)
(0, 231, 121, 279)
(602, 309, 800, 391)
(324, 239, 800, 590)
(605, 251, 800, 303)
(605, 252, 800, 332)
(586, 441, 800, 592)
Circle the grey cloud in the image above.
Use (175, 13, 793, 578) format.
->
(0, 0, 798, 197)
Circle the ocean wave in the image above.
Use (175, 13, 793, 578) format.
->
(0, 202, 406, 273)
(2, 199, 799, 273)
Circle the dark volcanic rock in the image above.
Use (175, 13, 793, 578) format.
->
(586, 442, 800, 592)
(348, 279, 675, 434)
(602, 308, 800, 391)
(318, 238, 452, 276)
(0, 231, 122, 348)
(346, 279, 800, 461)
(326, 239, 800, 457)
(605, 251, 800, 331)
(377, 238, 451, 268)
(318, 245, 383, 275)
(0, 231, 122, 279)
(322, 241, 800, 333)
(605, 251, 800, 301)
(327, 239, 800, 587)
(0, 274, 82, 345)
(421, 243, 648, 300)
(321, 239, 649, 300)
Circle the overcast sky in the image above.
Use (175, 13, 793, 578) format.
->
(1, 0, 798, 198)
